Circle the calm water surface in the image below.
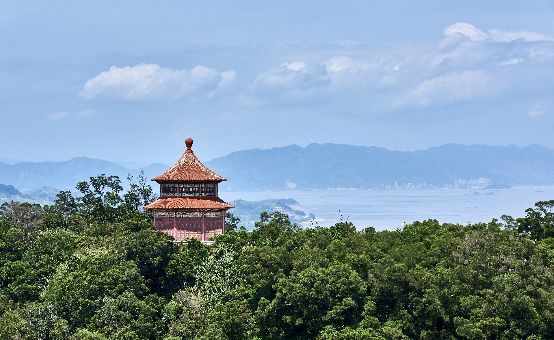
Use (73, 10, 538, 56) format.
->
(220, 187, 554, 230)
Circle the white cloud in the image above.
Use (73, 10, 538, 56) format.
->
(325, 56, 352, 72)
(74, 21, 554, 111)
(528, 99, 551, 118)
(249, 55, 394, 104)
(444, 22, 554, 43)
(489, 29, 554, 43)
(217, 70, 237, 91)
(281, 61, 307, 71)
(233, 21, 554, 111)
(444, 23, 488, 42)
(252, 60, 330, 99)
(80, 64, 235, 101)
(498, 58, 524, 66)
(396, 71, 495, 108)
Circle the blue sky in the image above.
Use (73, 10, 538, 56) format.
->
(1, 1, 554, 164)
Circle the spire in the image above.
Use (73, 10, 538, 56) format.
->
(152, 137, 226, 182)
(185, 137, 193, 153)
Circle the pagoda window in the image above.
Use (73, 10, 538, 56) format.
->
(160, 183, 217, 197)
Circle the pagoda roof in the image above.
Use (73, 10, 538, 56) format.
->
(152, 137, 226, 183)
(145, 197, 234, 211)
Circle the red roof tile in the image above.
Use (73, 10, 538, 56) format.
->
(145, 197, 233, 211)
(152, 138, 226, 182)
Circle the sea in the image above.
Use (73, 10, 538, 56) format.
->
(220, 186, 554, 230)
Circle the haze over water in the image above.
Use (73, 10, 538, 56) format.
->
(221, 186, 554, 230)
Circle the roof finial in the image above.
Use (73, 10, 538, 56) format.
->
(185, 137, 193, 153)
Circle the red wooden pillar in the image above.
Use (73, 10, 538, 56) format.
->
(201, 215, 206, 242)
(173, 217, 177, 240)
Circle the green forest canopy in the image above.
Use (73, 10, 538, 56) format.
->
(0, 174, 553, 339)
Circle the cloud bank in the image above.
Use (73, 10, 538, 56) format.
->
(243, 22, 554, 111)
(443, 22, 554, 43)
(80, 64, 235, 101)
(77, 22, 554, 116)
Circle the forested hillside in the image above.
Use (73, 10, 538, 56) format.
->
(0, 175, 552, 339)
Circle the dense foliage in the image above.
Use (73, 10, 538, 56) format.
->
(0, 175, 553, 339)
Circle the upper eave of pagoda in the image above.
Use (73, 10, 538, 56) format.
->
(152, 137, 226, 183)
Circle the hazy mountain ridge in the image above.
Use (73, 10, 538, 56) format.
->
(0, 184, 59, 204)
(1, 144, 554, 192)
(0, 157, 167, 191)
(207, 143, 554, 190)
(0, 184, 20, 197)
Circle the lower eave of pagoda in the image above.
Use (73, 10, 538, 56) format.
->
(145, 196, 234, 211)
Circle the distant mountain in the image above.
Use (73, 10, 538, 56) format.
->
(207, 143, 554, 190)
(0, 184, 58, 204)
(0, 157, 167, 191)
(24, 186, 61, 203)
(2, 144, 554, 192)
(0, 184, 21, 198)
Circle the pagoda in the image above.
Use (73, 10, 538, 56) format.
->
(145, 137, 233, 242)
